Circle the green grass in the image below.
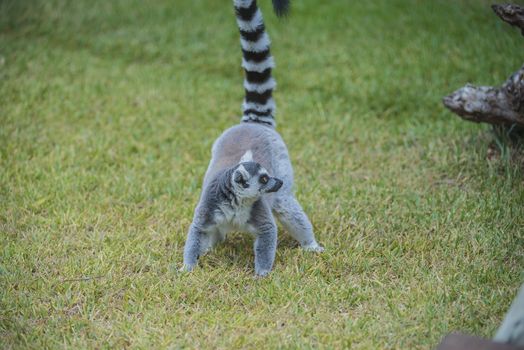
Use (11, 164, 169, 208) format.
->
(1, 0, 524, 348)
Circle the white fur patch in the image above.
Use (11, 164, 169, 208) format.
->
(240, 150, 253, 162)
(240, 32, 270, 53)
(241, 56, 275, 73)
(237, 164, 247, 174)
(233, 0, 254, 8)
(216, 203, 254, 233)
(244, 77, 276, 93)
(241, 114, 275, 127)
(236, 9, 263, 32)
(242, 98, 276, 113)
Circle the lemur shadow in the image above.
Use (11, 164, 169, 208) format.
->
(198, 229, 299, 270)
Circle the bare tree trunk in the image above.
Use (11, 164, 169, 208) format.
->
(443, 67, 524, 126)
(442, 4, 524, 128)
(492, 4, 524, 35)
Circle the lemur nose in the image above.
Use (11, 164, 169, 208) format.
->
(268, 178, 283, 193)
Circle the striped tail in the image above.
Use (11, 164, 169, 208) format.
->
(234, 0, 286, 128)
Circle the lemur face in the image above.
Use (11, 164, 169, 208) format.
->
(232, 162, 283, 198)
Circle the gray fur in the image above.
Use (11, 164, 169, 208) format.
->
(182, 124, 323, 276)
(181, 0, 322, 276)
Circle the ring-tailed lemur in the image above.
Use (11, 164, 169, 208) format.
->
(181, 0, 323, 276)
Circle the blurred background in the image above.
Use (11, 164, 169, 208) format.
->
(1, 0, 523, 348)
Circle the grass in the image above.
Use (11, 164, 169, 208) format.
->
(1, 0, 524, 348)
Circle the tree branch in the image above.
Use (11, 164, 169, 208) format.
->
(492, 3, 524, 35)
(442, 65, 524, 126)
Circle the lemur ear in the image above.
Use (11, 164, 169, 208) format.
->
(234, 171, 245, 184)
(239, 150, 253, 163)
(234, 166, 250, 187)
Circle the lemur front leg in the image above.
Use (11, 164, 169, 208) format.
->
(273, 196, 324, 252)
(249, 199, 278, 277)
(181, 222, 208, 272)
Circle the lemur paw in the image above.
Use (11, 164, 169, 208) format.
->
(254, 268, 271, 277)
(302, 242, 325, 253)
(179, 263, 196, 273)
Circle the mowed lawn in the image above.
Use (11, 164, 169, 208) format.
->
(1, 0, 523, 348)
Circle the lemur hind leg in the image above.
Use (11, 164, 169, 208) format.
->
(273, 196, 324, 252)
(249, 200, 278, 276)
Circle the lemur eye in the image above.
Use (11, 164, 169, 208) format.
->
(259, 175, 269, 184)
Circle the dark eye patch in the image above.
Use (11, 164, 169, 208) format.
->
(259, 174, 269, 184)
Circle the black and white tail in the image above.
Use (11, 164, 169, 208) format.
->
(233, 0, 289, 128)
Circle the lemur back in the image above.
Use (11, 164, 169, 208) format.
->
(181, 0, 323, 277)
